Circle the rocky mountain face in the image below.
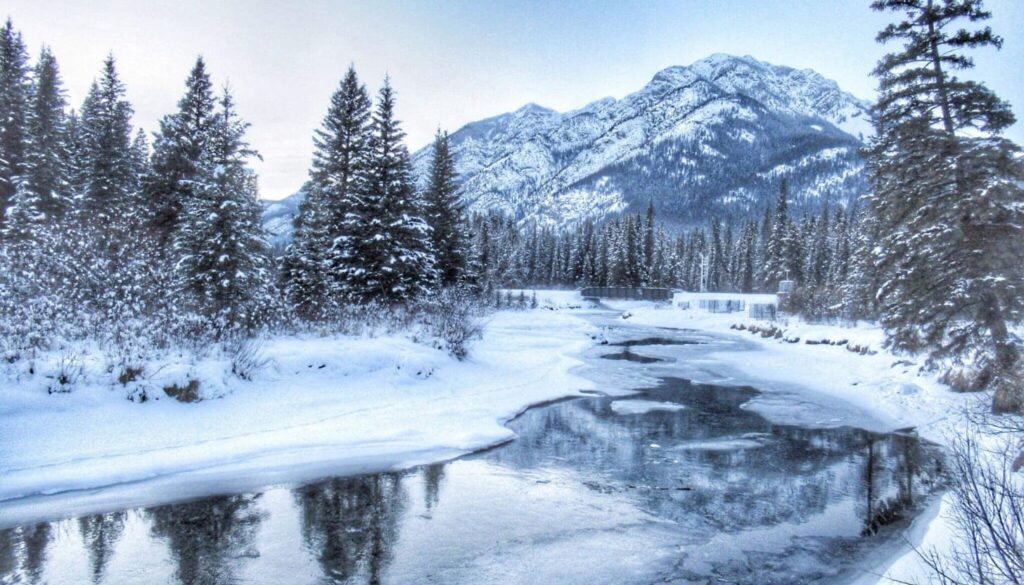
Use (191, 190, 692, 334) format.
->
(264, 54, 872, 240)
(412, 53, 871, 228)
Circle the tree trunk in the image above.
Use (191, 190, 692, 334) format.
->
(926, 0, 957, 137)
(983, 292, 1023, 414)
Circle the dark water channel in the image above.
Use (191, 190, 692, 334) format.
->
(0, 334, 944, 585)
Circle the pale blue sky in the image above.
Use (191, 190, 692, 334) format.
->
(7, 0, 1024, 199)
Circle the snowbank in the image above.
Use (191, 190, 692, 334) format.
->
(0, 308, 598, 527)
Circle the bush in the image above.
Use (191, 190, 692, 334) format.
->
(413, 287, 485, 360)
(46, 349, 83, 393)
(226, 336, 270, 381)
(916, 417, 1024, 584)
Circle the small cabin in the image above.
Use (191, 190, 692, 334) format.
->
(580, 287, 673, 301)
(778, 279, 796, 294)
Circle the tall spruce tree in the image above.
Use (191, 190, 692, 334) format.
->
(343, 78, 435, 303)
(424, 129, 469, 287)
(869, 0, 1024, 411)
(316, 66, 372, 294)
(78, 56, 139, 221)
(174, 88, 270, 333)
(147, 57, 217, 249)
(281, 186, 332, 320)
(5, 47, 68, 242)
(283, 66, 372, 317)
(763, 179, 791, 290)
(0, 19, 31, 230)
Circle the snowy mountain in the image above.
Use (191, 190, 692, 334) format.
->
(412, 53, 871, 228)
(261, 188, 306, 249)
(264, 54, 872, 240)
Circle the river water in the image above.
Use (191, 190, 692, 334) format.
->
(0, 319, 945, 584)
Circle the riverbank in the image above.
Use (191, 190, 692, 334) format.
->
(0, 306, 599, 527)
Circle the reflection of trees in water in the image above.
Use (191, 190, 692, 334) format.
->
(147, 494, 264, 585)
(80, 511, 126, 583)
(422, 464, 445, 512)
(494, 378, 941, 535)
(860, 431, 938, 535)
(293, 472, 407, 584)
(0, 523, 52, 584)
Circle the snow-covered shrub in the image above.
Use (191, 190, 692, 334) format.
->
(168, 313, 219, 356)
(917, 417, 1024, 584)
(413, 287, 485, 360)
(45, 349, 83, 393)
(227, 336, 269, 381)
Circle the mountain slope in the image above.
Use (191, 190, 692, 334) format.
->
(411, 53, 871, 228)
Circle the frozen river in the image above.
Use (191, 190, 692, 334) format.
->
(0, 320, 945, 584)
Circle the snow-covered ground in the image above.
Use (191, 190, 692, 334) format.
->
(0, 304, 599, 527)
(0, 289, 997, 584)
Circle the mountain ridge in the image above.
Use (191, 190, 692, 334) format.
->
(410, 52, 871, 228)
(264, 54, 872, 242)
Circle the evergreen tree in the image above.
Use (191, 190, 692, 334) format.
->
(738, 220, 757, 293)
(77, 56, 139, 221)
(642, 201, 655, 284)
(4, 47, 69, 244)
(869, 0, 1024, 411)
(75, 55, 150, 319)
(284, 66, 373, 318)
(20, 48, 67, 221)
(0, 19, 31, 230)
(424, 129, 469, 287)
(147, 57, 217, 249)
(344, 78, 435, 303)
(315, 66, 372, 292)
(174, 88, 270, 333)
(763, 179, 791, 289)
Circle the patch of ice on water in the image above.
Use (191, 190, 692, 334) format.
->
(609, 400, 686, 415)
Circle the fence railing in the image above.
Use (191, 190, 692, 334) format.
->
(579, 287, 673, 301)
(697, 299, 746, 313)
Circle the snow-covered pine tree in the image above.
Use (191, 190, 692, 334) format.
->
(146, 57, 217, 249)
(281, 186, 329, 320)
(0, 19, 31, 232)
(284, 66, 373, 319)
(131, 129, 150, 179)
(785, 215, 805, 286)
(75, 56, 152, 320)
(345, 78, 435, 303)
(755, 203, 772, 290)
(806, 206, 831, 288)
(708, 218, 724, 291)
(4, 46, 68, 244)
(642, 201, 655, 285)
(424, 129, 470, 287)
(827, 207, 850, 289)
(842, 206, 880, 322)
(762, 179, 790, 290)
(869, 0, 1024, 411)
(738, 220, 757, 293)
(316, 66, 372, 297)
(77, 57, 140, 223)
(173, 88, 271, 335)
